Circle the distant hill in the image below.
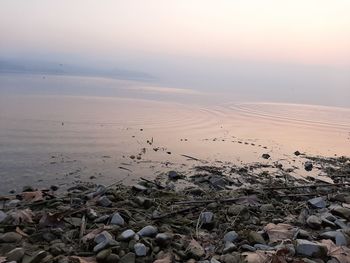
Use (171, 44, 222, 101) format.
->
(0, 59, 155, 81)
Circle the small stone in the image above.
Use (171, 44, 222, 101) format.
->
(50, 185, 59, 191)
(295, 239, 327, 258)
(110, 212, 125, 226)
(304, 162, 313, 171)
(106, 254, 119, 263)
(97, 196, 112, 207)
(87, 209, 98, 220)
(23, 251, 47, 263)
(187, 239, 205, 259)
(155, 233, 172, 246)
(0, 211, 7, 223)
(254, 244, 275, 251)
(294, 151, 301, 156)
(306, 215, 322, 229)
(248, 231, 266, 245)
(22, 185, 34, 192)
(223, 242, 236, 254)
(200, 212, 214, 224)
(241, 244, 256, 252)
(220, 253, 241, 263)
(0, 232, 22, 243)
(210, 259, 221, 263)
(134, 243, 147, 256)
(134, 197, 153, 209)
(7, 199, 21, 207)
(94, 231, 116, 252)
(119, 252, 136, 263)
(96, 249, 111, 262)
(308, 197, 326, 209)
(223, 231, 238, 243)
(6, 248, 25, 262)
(332, 206, 350, 220)
(132, 184, 147, 192)
(320, 231, 347, 246)
(168, 171, 183, 180)
(137, 225, 158, 237)
(262, 153, 270, 159)
(50, 242, 66, 256)
(120, 229, 135, 241)
(297, 229, 312, 239)
(260, 204, 274, 213)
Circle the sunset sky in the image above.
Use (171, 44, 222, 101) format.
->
(1, 0, 349, 105)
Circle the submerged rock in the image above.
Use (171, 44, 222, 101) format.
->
(295, 239, 327, 258)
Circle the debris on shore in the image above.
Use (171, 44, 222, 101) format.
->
(1, 155, 350, 263)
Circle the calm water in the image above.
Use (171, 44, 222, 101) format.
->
(0, 74, 350, 193)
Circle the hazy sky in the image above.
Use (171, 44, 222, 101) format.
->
(1, 0, 350, 106)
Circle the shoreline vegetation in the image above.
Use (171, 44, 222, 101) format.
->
(1, 154, 350, 263)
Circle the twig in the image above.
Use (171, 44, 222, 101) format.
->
(140, 177, 165, 189)
(181, 154, 202, 162)
(79, 215, 86, 242)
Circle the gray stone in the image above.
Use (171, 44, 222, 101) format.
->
(119, 252, 136, 263)
(223, 231, 238, 243)
(106, 254, 120, 263)
(120, 229, 135, 241)
(320, 231, 347, 246)
(168, 171, 183, 180)
(0, 211, 7, 223)
(0, 232, 22, 243)
(7, 199, 20, 207)
(110, 212, 125, 226)
(97, 196, 112, 207)
(134, 243, 147, 256)
(262, 153, 270, 159)
(200, 211, 214, 224)
(308, 197, 326, 209)
(6, 248, 25, 262)
(306, 215, 322, 229)
(334, 219, 349, 230)
(254, 244, 275, 251)
(137, 225, 158, 237)
(94, 231, 116, 252)
(223, 242, 236, 254)
(132, 184, 147, 192)
(332, 206, 350, 220)
(295, 239, 328, 258)
(219, 253, 241, 263)
(241, 244, 256, 252)
(297, 229, 312, 239)
(22, 251, 47, 263)
(304, 162, 313, 171)
(155, 233, 172, 246)
(134, 196, 153, 209)
(87, 209, 98, 220)
(96, 249, 111, 262)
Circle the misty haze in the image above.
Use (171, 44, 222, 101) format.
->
(0, 1, 350, 261)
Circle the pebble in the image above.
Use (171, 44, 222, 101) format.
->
(319, 231, 347, 246)
(93, 231, 116, 252)
(119, 252, 136, 263)
(308, 197, 326, 209)
(23, 251, 47, 263)
(0, 210, 7, 223)
(0, 232, 22, 243)
(106, 254, 120, 263)
(254, 244, 275, 251)
(306, 215, 322, 229)
(155, 233, 173, 246)
(332, 206, 350, 220)
(6, 248, 25, 262)
(137, 225, 158, 237)
(96, 249, 111, 262)
(262, 153, 270, 159)
(248, 231, 266, 245)
(168, 171, 182, 180)
(223, 231, 238, 243)
(187, 239, 205, 259)
(223, 242, 236, 254)
(110, 212, 125, 226)
(97, 196, 112, 207)
(134, 243, 147, 256)
(304, 162, 313, 171)
(132, 184, 148, 192)
(120, 229, 135, 241)
(200, 211, 214, 224)
(295, 239, 328, 258)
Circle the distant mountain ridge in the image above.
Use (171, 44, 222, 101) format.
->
(0, 59, 155, 81)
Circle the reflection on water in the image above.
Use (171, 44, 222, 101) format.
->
(0, 75, 349, 193)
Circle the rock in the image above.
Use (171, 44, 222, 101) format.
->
(0, 211, 7, 223)
(248, 231, 266, 245)
(223, 242, 236, 254)
(120, 229, 135, 241)
(96, 249, 111, 262)
(306, 215, 322, 229)
(22, 251, 47, 263)
(106, 254, 120, 263)
(110, 212, 125, 226)
(295, 239, 327, 258)
(210, 259, 221, 263)
(209, 176, 227, 190)
(262, 153, 270, 159)
(6, 247, 25, 262)
(320, 231, 347, 246)
(119, 252, 136, 263)
(241, 244, 256, 252)
(87, 209, 98, 220)
(308, 197, 326, 209)
(254, 244, 275, 251)
(219, 253, 241, 263)
(134, 243, 147, 256)
(132, 184, 148, 192)
(223, 231, 238, 243)
(0, 232, 22, 243)
(200, 211, 214, 224)
(332, 206, 350, 220)
(50, 242, 67, 256)
(294, 151, 301, 156)
(227, 205, 249, 220)
(168, 171, 183, 180)
(137, 225, 158, 237)
(304, 162, 313, 171)
(155, 233, 172, 246)
(297, 229, 312, 239)
(86, 185, 107, 199)
(7, 199, 20, 207)
(334, 219, 349, 230)
(134, 197, 153, 209)
(97, 196, 112, 207)
(94, 231, 116, 252)
(260, 203, 274, 213)
(50, 185, 59, 191)
(22, 185, 34, 192)
(187, 239, 205, 259)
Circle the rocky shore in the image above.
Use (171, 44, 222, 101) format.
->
(1, 154, 350, 263)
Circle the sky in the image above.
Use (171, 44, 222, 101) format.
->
(0, 0, 350, 106)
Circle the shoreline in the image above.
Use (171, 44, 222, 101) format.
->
(1, 155, 350, 262)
